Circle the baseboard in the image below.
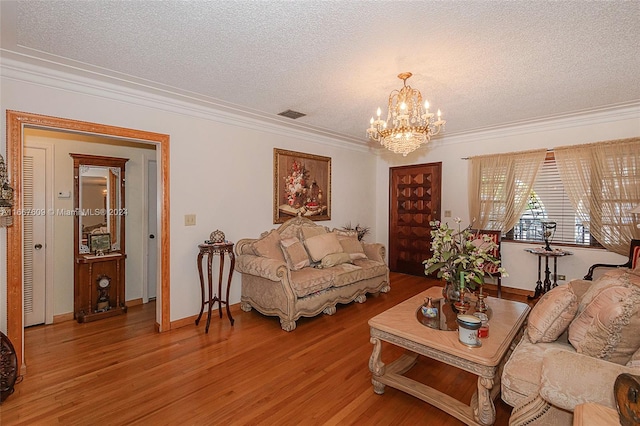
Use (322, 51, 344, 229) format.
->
(170, 302, 243, 330)
(170, 314, 198, 330)
(483, 283, 533, 298)
(53, 312, 75, 323)
(126, 298, 143, 307)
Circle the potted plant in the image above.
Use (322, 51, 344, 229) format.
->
(423, 218, 507, 304)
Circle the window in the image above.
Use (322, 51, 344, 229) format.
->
(506, 152, 595, 246)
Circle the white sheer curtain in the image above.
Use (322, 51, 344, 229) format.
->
(468, 149, 546, 232)
(555, 137, 640, 255)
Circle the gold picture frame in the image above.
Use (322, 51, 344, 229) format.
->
(274, 148, 331, 224)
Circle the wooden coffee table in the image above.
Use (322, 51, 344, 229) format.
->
(368, 287, 530, 425)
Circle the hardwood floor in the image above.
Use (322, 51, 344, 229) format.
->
(3, 273, 529, 425)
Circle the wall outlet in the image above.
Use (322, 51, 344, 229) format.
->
(556, 274, 566, 281)
(444, 210, 452, 217)
(184, 214, 196, 226)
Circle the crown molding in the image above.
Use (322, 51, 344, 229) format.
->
(439, 101, 640, 146)
(0, 50, 369, 153)
(2, 50, 637, 156)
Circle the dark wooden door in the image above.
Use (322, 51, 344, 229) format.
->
(389, 163, 442, 276)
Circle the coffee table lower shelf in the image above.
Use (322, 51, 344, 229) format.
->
(369, 337, 501, 426)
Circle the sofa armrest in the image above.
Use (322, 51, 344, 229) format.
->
(363, 243, 386, 263)
(540, 348, 640, 411)
(235, 254, 289, 282)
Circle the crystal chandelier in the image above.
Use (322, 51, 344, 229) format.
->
(367, 72, 446, 156)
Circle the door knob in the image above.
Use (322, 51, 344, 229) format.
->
(34, 244, 43, 250)
(149, 234, 155, 239)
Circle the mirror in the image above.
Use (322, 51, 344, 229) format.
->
(71, 154, 128, 255)
(79, 166, 121, 253)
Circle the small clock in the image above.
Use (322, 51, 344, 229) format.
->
(98, 276, 111, 288)
(96, 275, 111, 311)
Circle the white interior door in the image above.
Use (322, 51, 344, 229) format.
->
(24, 147, 47, 327)
(146, 160, 158, 300)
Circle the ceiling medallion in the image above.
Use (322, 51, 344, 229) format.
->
(367, 72, 446, 156)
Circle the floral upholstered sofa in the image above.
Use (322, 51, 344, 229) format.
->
(234, 216, 390, 331)
(502, 267, 640, 425)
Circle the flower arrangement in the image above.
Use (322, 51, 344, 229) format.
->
(423, 218, 507, 292)
(284, 161, 310, 207)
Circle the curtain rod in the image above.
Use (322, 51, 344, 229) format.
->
(461, 148, 552, 160)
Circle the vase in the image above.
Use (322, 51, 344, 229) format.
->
(442, 280, 460, 303)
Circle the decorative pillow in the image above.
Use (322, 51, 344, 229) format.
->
(252, 229, 285, 262)
(300, 226, 327, 241)
(569, 281, 640, 365)
(303, 232, 343, 262)
(336, 234, 367, 260)
(332, 228, 358, 238)
(576, 269, 628, 314)
(320, 252, 353, 268)
(527, 284, 578, 343)
(280, 237, 310, 271)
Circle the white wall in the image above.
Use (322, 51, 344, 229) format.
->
(24, 128, 156, 316)
(375, 106, 640, 291)
(0, 57, 378, 327)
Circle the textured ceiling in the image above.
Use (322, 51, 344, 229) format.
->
(2, 1, 639, 146)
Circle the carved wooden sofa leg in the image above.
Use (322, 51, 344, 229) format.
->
(380, 282, 391, 293)
(354, 294, 367, 303)
(323, 306, 337, 315)
(280, 318, 297, 332)
(240, 301, 252, 312)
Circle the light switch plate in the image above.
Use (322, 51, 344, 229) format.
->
(444, 210, 452, 217)
(184, 214, 196, 226)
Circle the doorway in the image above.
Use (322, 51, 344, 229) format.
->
(6, 110, 171, 370)
(389, 162, 442, 276)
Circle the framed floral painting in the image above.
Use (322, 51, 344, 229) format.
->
(273, 148, 331, 224)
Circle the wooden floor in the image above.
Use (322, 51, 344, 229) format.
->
(3, 273, 531, 425)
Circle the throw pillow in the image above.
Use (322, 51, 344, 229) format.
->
(576, 269, 627, 314)
(568, 280, 640, 365)
(527, 284, 578, 343)
(252, 229, 285, 262)
(280, 237, 310, 271)
(336, 234, 367, 260)
(303, 232, 343, 262)
(300, 226, 327, 241)
(320, 252, 353, 268)
(332, 228, 358, 238)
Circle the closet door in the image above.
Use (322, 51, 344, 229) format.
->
(23, 147, 47, 327)
(389, 162, 442, 276)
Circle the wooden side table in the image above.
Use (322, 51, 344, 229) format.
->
(525, 248, 573, 300)
(196, 242, 235, 332)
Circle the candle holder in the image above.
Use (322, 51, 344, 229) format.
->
(453, 288, 471, 314)
(476, 291, 488, 313)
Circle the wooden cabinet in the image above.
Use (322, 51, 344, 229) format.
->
(71, 154, 128, 323)
(74, 253, 127, 322)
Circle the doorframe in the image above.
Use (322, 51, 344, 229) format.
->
(6, 110, 171, 371)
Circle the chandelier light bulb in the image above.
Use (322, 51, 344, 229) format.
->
(437, 109, 442, 119)
(376, 107, 381, 117)
(370, 117, 374, 125)
(400, 102, 407, 111)
(424, 100, 430, 110)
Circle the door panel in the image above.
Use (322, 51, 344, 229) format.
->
(24, 147, 46, 327)
(389, 163, 442, 276)
(147, 160, 157, 300)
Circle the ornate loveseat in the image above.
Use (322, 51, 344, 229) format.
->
(235, 216, 390, 331)
(502, 267, 640, 425)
